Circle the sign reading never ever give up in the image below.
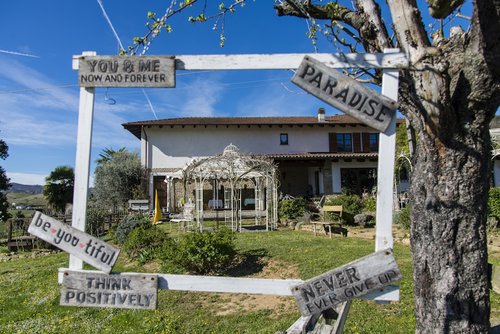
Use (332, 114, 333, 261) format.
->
(28, 212, 119, 273)
(292, 56, 398, 133)
(291, 249, 402, 316)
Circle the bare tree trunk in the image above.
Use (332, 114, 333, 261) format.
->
(275, 0, 500, 331)
(409, 102, 492, 332)
(389, 0, 499, 331)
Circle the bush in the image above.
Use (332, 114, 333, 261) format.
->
(488, 187, 500, 220)
(362, 195, 377, 213)
(114, 213, 151, 244)
(86, 208, 107, 236)
(123, 226, 170, 264)
(279, 197, 307, 222)
(325, 193, 362, 225)
(395, 205, 411, 230)
(162, 228, 236, 275)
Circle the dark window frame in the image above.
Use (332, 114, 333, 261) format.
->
(336, 133, 353, 152)
(369, 133, 379, 152)
(280, 133, 289, 145)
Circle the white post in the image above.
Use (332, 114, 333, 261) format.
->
(375, 49, 400, 252)
(70, 51, 96, 269)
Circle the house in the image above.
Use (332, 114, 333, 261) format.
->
(122, 108, 402, 211)
(490, 116, 500, 187)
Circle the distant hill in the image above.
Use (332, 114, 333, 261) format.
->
(8, 183, 44, 194)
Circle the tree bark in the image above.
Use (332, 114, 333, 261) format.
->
(390, 1, 498, 331)
(275, 0, 500, 332)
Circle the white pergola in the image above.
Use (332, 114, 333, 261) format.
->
(182, 144, 279, 232)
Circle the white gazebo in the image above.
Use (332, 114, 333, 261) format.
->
(182, 144, 279, 232)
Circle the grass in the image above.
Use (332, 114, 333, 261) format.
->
(0, 228, 498, 333)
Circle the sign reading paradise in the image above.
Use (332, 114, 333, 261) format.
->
(292, 56, 398, 133)
(60, 270, 158, 310)
(78, 55, 176, 88)
(291, 249, 402, 317)
(28, 212, 119, 273)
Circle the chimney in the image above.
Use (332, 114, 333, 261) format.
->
(317, 107, 326, 122)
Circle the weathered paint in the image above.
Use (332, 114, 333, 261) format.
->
(291, 249, 402, 316)
(292, 56, 397, 132)
(28, 212, 119, 273)
(78, 56, 175, 88)
(60, 270, 157, 310)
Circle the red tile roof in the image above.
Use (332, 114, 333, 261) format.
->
(256, 152, 379, 160)
(122, 115, 402, 139)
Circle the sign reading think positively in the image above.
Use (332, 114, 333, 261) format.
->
(60, 270, 158, 310)
(291, 249, 402, 316)
(78, 55, 176, 88)
(292, 56, 398, 133)
(28, 212, 119, 273)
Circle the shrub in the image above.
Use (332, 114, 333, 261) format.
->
(325, 193, 362, 225)
(114, 213, 151, 244)
(395, 205, 411, 230)
(362, 195, 377, 213)
(123, 226, 170, 264)
(488, 187, 500, 220)
(162, 228, 236, 275)
(86, 208, 107, 236)
(279, 197, 307, 222)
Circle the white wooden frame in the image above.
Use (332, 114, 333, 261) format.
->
(68, 50, 407, 302)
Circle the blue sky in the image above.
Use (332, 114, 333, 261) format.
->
(0, 1, 473, 185)
(0, 0, 340, 185)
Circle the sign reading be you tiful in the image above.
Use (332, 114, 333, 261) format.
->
(28, 212, 119, 273)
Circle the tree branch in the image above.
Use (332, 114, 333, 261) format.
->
(275, 0, 390, 53)
(386, 0, 431, 62)
(356, 0, 393, 51)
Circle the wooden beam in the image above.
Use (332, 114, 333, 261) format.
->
(58, 268, 400, 302)
(70, 51, 96, 270)
(375, 49, 399, 251)
(174, 52, 408, 71)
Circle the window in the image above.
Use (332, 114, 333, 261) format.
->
(336, 133, 352, 152)
(280, 133, 289, 145)
(369, 133, 379, 152)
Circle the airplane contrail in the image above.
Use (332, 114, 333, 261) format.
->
(0, 49, 40, 58)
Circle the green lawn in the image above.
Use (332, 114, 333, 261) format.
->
(0, 229, 498, 333)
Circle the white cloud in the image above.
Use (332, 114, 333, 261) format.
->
(7, 172, 47, 185)
(236, 80, 316, 117)
(150, 74, 225, 119)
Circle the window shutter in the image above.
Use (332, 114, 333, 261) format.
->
(329, 133, 337, 152)
(362, 132, 371, 152)
(353, 133, 362, 153)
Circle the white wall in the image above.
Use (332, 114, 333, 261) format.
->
(141, 125, 366, 170)
(495, 160, 500, 187)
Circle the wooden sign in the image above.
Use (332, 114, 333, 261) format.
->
(78, 55, 175, 88)
(291, 249, 402, 316)
(291, 56, 398, 132)
(60, 270, 158, 310)
(28, 212, 119, 273)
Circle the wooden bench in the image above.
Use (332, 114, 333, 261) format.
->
(311, 205, 347, 238)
